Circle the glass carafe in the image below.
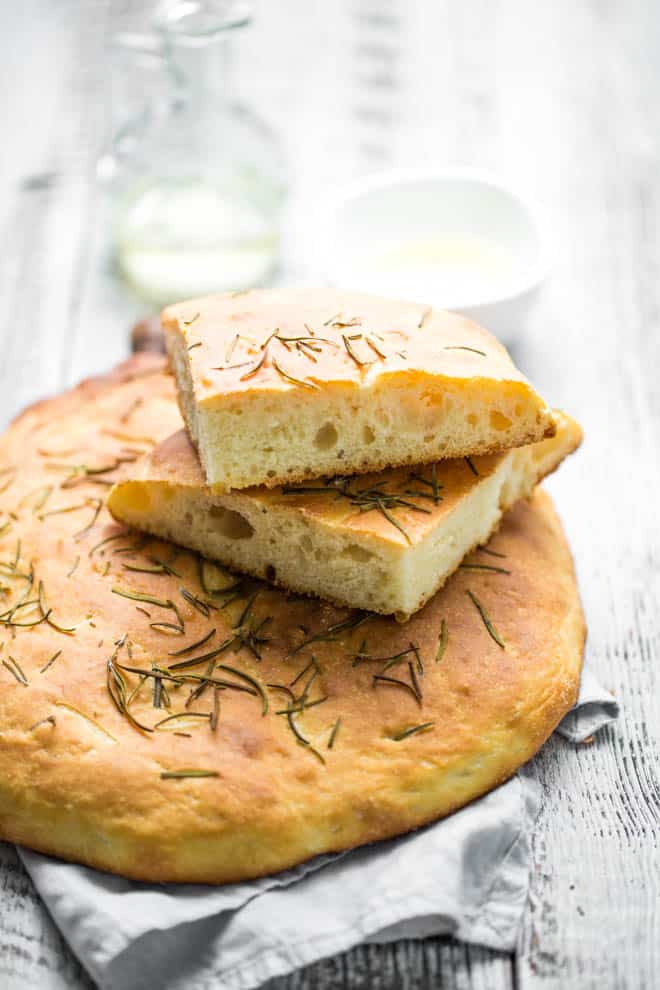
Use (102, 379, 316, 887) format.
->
(102, 1, 287, 305)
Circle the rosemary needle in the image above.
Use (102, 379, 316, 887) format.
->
(154, 713, 211, 730)
(3, 657, 28, 685)
(436, 620, 448, 663)
(239, 349, 268, 381)
(168, 629, 216, 656)
(478, 546, 508, 559)
(327, 717, 341, 749)
(160, 770, 218, 779)
(417, 306, 431, 328)
(391, 722, 435, 741)
(211, 688, 221, 731)
(373, 673, 421, 706)
(272, 357, 320, 390)
(466, 590, 505, 649)
(459, 563, 511, 575)
(443, 345, 486, 356)
(40, 649, 62, 673)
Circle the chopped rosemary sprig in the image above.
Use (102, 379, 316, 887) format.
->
(459, 563, 511, 575)
(153, 712, 211, 730)
(277, 695, 328, 716)
(417, 306, 431, 328)
(150, 621, 185, 635)
(436, 620, 448, 663)
(465, 457, 479, 477)
(74, 496, 107, 539)
(216, 663, 268, 715)
(180, 586, 216, 617)
(272, 357, 320, 390)
(286, 612, 369, 658)
(443, 345, 486, 356)
(39, 500, 92, 519)
(37, 580, 78, 634)
(478, 546, 507, 559)
(466, 590, 505, 649)
(40, 649, 62, 673)
(29, 715, 56, 732)
(285, 710, 325, 764)
(352, 644, 418, 672)
(282, 476, 432, 545)
(330, 316, 361, 329)
(391, 722, 434, 741)
(123, 562, 170, 576)
(168, 593, 270, 664)
(211, 687, 221, 731)
(342, 333, 371, 368)
(55, 702, 117, 741)
(89, 531, 130, 557)
(365, 335, 387, 360)
(167, 644, 231, 672)
(18, 484, 54, 513)
(327, 717, 341, 749)
(3, 656, 28, 685)
(239, 349, 268, 381)
(111, 586, 184, 631)
(107, 646, 154, 734)
(0, 469, 16, 495)
(160, 769, 218, 779)
(168, 629, 216, 657)
(408, 660, 422, 701)
(373, 673, 421, 706)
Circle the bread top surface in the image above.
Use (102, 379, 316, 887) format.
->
(114, 412, 582, 550)
(162, 287, 552, 407)
(0, 358, 584, 884)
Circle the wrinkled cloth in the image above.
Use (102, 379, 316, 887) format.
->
(20, 668, 618, 990)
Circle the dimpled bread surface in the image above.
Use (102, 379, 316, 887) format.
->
(0, 356, 584, 883)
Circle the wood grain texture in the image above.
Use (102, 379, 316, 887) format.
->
(0, 0, 658, 987)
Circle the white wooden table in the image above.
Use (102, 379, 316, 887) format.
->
(1, 1, 658, 987)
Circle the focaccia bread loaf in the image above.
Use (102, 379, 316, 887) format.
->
(163, 288, 556, 490)
(0, 357, 584, 884)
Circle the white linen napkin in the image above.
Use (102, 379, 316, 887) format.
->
(19, 668, 618, 990)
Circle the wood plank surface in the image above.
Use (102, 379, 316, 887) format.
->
(0, 1, 658, 988)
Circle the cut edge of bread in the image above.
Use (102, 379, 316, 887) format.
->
(108, 412, 581, 618)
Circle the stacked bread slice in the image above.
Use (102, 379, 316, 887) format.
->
(109, 288, 580, 619)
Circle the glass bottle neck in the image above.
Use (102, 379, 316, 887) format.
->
(166, 37, 234, 103)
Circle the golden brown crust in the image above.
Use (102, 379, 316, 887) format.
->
(163, 288, 556, 489)
(0, 362, 585, 884)
(163, 288, 546, 401)
(114, 414, 581, 550)
(107, 413, 582, 618)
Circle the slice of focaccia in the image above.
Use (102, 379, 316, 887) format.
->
(108, 412, 581, 618)
(163, 288, 556, 491)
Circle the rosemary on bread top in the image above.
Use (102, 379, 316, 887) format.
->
(0, 365, 515, 771)
(170, 289, 511, 400)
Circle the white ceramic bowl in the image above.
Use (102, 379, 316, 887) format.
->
(299, 168, 547, 343)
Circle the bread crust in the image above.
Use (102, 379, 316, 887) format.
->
(0, 359, 584, 884)
(163, 288, 556, 489)
(108, 413, 582, 617)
